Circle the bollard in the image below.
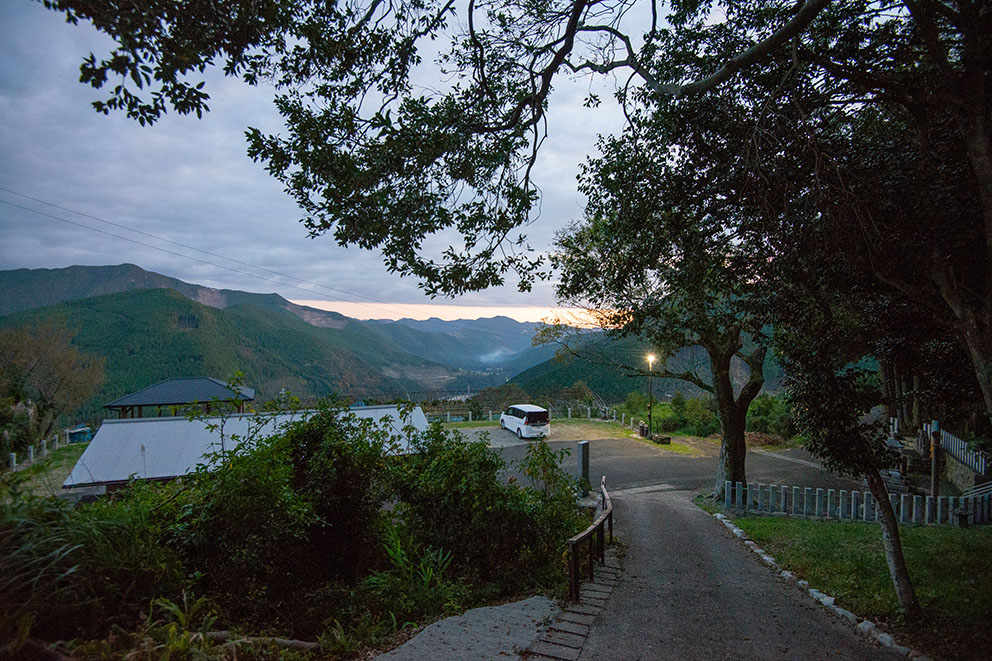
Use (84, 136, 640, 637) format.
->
(27, 446, 34, 464)
(468, 411, 472, 422)
(489, 410, 492, 422)
(724, 480, 732, 509)
(568, 407, 572, 419)
(587, 406, 591, 420)
(446, 411, 450, 423)
(577, 441, 590, 496)
(41, 439, 48, 456)
(9, 453, 15, 471)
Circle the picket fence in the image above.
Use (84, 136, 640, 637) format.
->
(724, 480, 991, 526)
(918, 421, 988, 476)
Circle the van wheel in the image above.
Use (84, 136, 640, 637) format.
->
(516, 428, 523, 439)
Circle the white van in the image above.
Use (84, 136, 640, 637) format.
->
(499, 404, 551, 439)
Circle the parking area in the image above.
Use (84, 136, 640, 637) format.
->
(451, 421, 863, 494)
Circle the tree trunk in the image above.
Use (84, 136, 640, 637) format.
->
(865, 470, 920, 615)
(711, 342, 766, 498)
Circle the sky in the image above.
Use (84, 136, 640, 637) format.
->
(0, 2, 629, 322)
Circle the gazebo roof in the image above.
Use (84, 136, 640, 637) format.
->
(105, 377, 255, 410)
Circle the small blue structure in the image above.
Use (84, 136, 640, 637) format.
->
(68, 425, 94, 443)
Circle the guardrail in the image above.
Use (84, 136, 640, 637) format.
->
(567, 476, 613, 602)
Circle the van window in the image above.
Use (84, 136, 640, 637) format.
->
(525, 411, 549, 425)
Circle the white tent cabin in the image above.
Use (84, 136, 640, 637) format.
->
(63, 404, 429, 492)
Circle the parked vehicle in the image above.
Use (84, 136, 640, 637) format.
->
(499, 404, 551, 439)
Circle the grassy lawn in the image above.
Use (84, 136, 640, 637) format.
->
(731, 515, 992, 659)
(631, 436, 703, 455)
(5, 442, 89, 498)
(443, 419, 500, 428)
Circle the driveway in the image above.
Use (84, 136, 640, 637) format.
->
(455, 423, 863, 494)
(578, 489, 900, 660)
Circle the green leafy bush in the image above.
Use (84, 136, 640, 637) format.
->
(0, 475, 186, 642)
(746, 394, 794, 438)
(389, 426, 582, 595)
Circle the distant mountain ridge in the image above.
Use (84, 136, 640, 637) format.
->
(0, 265, 555, 410)
(0, 264, 352, 329)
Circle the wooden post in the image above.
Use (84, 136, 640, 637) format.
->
(792, 486, 801, 516)
(770, 485, 778, 513)
(931, 428, 940, 500)
(9, 453, 15, 471)
(724, 480, 732, 510)
(780, 485, 787, 514)
(758, 483, 766, 513)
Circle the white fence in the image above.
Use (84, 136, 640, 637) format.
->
(918, 421, 988, 476)
(724, 480, 991, 526)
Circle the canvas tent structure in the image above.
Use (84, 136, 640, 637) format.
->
(63, 404, 429, 491)
(104, 377, 256, 419)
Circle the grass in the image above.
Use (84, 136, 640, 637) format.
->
(5, 442, 89, 498)
(730, 515, 992, 659)
(443, 419, 500, 428)
(631, 436, 702, 455)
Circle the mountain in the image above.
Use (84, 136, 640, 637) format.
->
(0, 264, 554, 377)
(362, 316, 545, 372)
(0, 288, 495, 420)
(0, 264, 352, 329)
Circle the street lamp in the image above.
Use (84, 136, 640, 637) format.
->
(647, 353, 656, 436)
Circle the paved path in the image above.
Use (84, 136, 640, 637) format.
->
(561, 489, 900, 661)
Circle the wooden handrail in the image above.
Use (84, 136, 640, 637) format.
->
(566, 476, 613, 602)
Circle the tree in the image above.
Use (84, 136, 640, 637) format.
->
(46, 0, 992, 425)
(0, 321, 105, 450)
(552, 117, 770, 495)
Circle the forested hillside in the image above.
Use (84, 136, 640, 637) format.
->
(0, 289, 484, 421)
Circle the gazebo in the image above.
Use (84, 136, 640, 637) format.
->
(104, 377, 256, 419)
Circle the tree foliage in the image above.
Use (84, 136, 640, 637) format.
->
(0, 321, 104, 454)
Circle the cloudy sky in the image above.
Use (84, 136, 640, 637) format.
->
(0, 2, 629, 321)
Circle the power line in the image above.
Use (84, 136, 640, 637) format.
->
(0, 188, 548, 342)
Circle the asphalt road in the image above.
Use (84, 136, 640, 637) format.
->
(465, 424, 864, 495)
(578, 490, 901, 660)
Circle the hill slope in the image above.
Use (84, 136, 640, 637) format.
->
(0, 289, 484, 420)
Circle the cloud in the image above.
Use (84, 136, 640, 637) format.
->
(0, 3, 628, 312)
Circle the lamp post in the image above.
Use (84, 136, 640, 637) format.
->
(647, 353, 656, 436)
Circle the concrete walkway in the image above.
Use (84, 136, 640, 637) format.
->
(557, 489, 901, 661)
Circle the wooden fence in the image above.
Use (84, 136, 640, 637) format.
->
(724, 480, 991, 526)
(917, 421, 988, 476)
(567, 476, 614, 601)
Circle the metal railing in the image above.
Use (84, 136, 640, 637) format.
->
(919, 422, 989, 476)
(567, 476, 613, 602)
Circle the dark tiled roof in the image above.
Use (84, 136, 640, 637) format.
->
(105, 377, 255, 409)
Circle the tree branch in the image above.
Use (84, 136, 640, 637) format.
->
(654, 0, 833, 98)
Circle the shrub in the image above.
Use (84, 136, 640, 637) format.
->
(0, 475, 186, 642)
(388, 426, 582, 595)
(746, 394, 794, 439)
(171, 401, 394, 629)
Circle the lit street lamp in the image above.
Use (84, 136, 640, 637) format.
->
(647, 353, 656, 436)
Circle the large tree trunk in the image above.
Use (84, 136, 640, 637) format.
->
(865, 470, 920, 615)
(711, 341, 767, 498)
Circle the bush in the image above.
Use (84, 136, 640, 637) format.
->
(171, 401, 394, 630)
(0, 475, 186, 642)
(746, 394, 794, 439)
(388, 426, 582, 595)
